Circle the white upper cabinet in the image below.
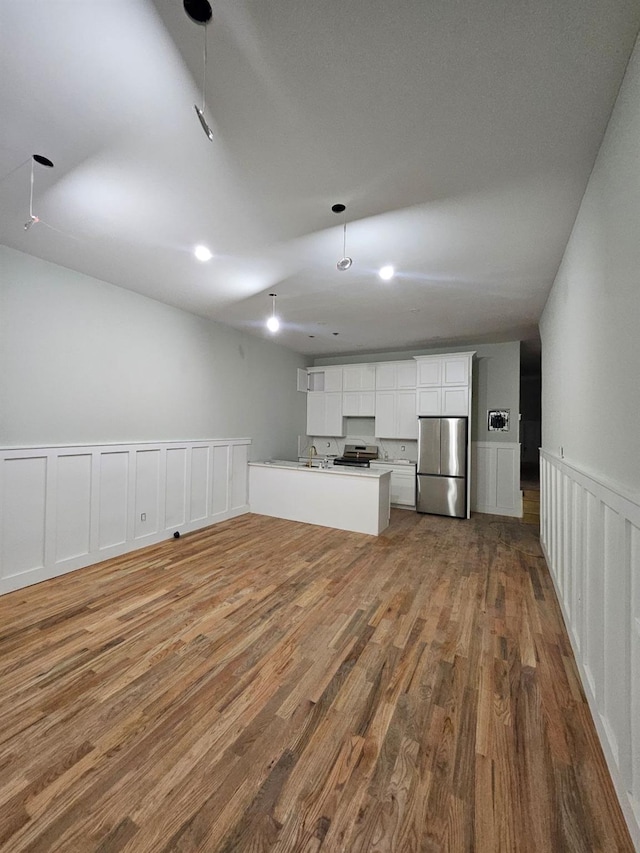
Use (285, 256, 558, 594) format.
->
(414, 352, 474, 417)
(442, 355, 470, 386)
(342, 364, 376, 416)
(416, 359, 441, 387)
(307, 366, 343, 392)
(343, 364, 376, 392)
(307, 392, 344, 436)
(375, 360, 416, 390)
(374, 389, 417, 439)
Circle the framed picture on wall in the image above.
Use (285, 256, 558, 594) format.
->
(488, 409, 510, 431)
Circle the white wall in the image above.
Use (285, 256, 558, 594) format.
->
(540, 35, 640, 847)
(0, 246, 309, 460)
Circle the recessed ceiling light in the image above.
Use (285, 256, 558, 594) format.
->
(194, 244, 212, 261)
(379, 265, 395, 281)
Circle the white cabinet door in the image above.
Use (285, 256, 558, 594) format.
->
(306, 392, 344, 436)
(442, 387, 469, 416)
(397, 361, 417, 389)
(416, 387, 441, 416)
(343, 390, 375, 416)
(374, 391, 396, 437)
(324, 392, 344, 435)
(416, 358, 441, 386)
(375, 363, 397, 390)
(324, 367, 343, 393)
(375, 391, 416, 438)
(359, 391, 375, 416)
(442, 356, 469, 386)
(343, 366, 362, 392)
(396, 390, 418, 438)
(392, 471, 416, 506)
(306, 392, 325, 435)
(342, 391, 360, 416)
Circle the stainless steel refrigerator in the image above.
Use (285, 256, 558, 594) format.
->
(416, 417, 467, 518)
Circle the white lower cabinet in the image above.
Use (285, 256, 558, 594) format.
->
(306, 391, 344, 436)
(370, 463, 416, 507)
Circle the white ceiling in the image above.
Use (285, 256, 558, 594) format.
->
(1, 0, 639, 356)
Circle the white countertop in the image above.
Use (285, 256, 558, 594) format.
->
(250, 460, 391, 480)
(370, 459, 417, 467)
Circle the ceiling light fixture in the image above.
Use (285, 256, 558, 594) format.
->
(24, 154, 54, 230)
(184, 0, 214, 141)
(379, 265, 395, 281)
(332, 203, 352, 271)
(266, 293, 280, 333)
(194, 244, 212, 261)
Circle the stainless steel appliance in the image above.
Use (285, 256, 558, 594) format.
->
(333, 444, 378, 468)
(416, 417, 467, 518)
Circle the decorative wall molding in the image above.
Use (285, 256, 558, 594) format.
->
(471, 441, 522, 517)
(540, 450, 640, 848)
(0, 438, 251, 596)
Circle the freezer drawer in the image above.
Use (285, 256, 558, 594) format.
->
(416, 474, 466, 518)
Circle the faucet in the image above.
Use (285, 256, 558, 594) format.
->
(307, 445, 317, 467)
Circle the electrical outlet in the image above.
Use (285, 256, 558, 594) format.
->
(401, 445, 405, 452)
(140, 512, 146, 522)
(326, 442, 331, 448)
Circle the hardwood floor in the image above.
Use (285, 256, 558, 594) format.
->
(0, 510, 633, 852)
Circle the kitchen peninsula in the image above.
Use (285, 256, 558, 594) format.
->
(248, 461, 391, 535)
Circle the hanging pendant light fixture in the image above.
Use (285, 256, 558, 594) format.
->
(184, 0, 214, 141)
(24, 154, 54, 230)
(332, 203, 352, 271)
(266, 293, 280, 333)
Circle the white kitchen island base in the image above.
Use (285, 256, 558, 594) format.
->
(249, 461, 391, 535)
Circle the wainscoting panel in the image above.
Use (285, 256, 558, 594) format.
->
(1, 455, 47, 577)
(471, 441, 522, 517)
(211, 444, 230, 517)
(99, 451, 129, 551)
(190, 445, 210, 523)
(55, 453, 92, 563)
(165, 447, 187, 529)
(0, 438, 251, 596)
(540, 450, 640, 847)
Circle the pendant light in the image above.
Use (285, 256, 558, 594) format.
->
(266, 293, 280, 333)
(24, 154, 54, 230)
(332, 203, 352, 271)
(184, 0, 214, 141)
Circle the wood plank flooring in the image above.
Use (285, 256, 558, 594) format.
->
(0, 510, 633, 852)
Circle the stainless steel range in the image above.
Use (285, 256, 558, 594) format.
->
(333, 444, 379, 468)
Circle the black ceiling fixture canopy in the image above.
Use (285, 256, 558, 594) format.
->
(331, 203, 346, 214)
(183, 0, 212, 25)
(33, 154, 54, 168)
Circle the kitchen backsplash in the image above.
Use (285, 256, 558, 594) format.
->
(298, 434, 418, 462)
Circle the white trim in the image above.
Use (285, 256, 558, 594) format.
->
(540, 450, 640, 849)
